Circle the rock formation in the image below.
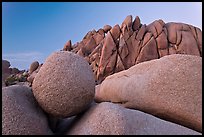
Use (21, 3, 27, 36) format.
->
(94, 54, 202, 133)
(63, 15, 202, 84)
(2, 60, 29, 87)
(2, 15, 202, 135)
(32, 51, 95, 118)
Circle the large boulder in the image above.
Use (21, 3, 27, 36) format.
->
(95, 54, 202, 133)
(27, 63, 42, 84)
(65, 102, 200, 135)
(32, 51, 95, 118)
(2, 85, 52, 135)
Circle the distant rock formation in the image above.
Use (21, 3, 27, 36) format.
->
(63, 15, 202, 84)
(2, 60, 29, 87)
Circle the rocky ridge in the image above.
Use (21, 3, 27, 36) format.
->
(63, 15, 202, 84)
(2, 15, 202, 135)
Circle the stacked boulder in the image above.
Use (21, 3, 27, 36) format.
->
(27, 61, 43, 85)
(63, 15, 202, 84)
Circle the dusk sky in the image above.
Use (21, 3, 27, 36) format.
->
(2, 2, 202, 70)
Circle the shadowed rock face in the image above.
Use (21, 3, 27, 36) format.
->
(2, 85, 53, 135)
(94, 54, 202, 133)
(32, 51, 95, 118)
(63, 15, 202, 84)
(64, 102, 200, 135)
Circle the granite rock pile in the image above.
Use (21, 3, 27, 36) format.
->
(2, 15, 202, 135)
(63, 15, 202, 84)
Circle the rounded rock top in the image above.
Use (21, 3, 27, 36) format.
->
(32, 51, 95, 118)
(29, 61, 39, 74)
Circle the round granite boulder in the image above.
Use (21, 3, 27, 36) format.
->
(2, 85, 52, 135)
(32, 51, 95, 118)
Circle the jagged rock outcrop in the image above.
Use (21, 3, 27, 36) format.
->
(63, 15, 202, 84)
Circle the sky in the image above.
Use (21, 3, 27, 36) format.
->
(2, 2, 202, 70)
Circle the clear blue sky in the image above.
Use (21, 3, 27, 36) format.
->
(2, 2, 202, 70)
